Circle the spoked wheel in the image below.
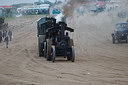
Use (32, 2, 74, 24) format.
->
(44, 42, 47, 58)
(71, 46, 75, 62)
(69, 39, 74, 47)
(51, 46, 56, 63)
(46, 39, 52, 61)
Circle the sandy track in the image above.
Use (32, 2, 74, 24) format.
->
(0, 15, 128, 85)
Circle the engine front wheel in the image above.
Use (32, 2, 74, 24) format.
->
(67, 55, 71, 61)
(46, 39, 52, 61)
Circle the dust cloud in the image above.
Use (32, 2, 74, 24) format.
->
(54, 0, 128, 29)
(63, 0, 88, 18)
(66, 0, 128, 30)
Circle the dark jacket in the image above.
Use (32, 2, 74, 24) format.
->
(5, 36, 8, 41)
(8, 30, 12, 36)
(3, 30, 7, 37)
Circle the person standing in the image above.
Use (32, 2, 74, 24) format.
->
(8, 29, 12, 41)
(5, 35, 9, 48)
(0, 30, 2, 43)
(3, 30, 7, 41)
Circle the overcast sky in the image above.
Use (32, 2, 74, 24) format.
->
(0, 0, 56, 5)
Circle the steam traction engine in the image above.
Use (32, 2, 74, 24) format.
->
(37, 17, 75, 62)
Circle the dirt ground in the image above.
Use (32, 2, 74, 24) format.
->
(0, 14, 128, 85)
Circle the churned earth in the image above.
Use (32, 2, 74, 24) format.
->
(0, 13, 128, 85)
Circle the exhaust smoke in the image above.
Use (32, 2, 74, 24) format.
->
(55, 13, 64, 23)
(53, 0, 88, 22)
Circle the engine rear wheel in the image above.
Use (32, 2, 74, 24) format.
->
(51, 46, 56, 63)
(69, 39, 74, 47)
(71, 46, 75, 62)
(38, 37, 43, 57)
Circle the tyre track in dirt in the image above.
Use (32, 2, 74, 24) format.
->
(0, 15, 128, 85)
(68, 16, 128, 85)
(19, 48, 88, 84)
(16, 31, 97, 85)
